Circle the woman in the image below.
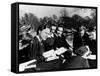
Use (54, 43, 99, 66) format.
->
(63, 46, 90, 69)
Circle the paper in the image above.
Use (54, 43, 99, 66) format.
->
(46, 56, 59, 61)
(87, 55, 96, 60)
(43, 47, 67, 58)
(43, 50, 55, 58)
(54, 47, 67, 55)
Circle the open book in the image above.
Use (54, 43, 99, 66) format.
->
(43, 47, 67, 61)
(43, 49, 55, 58)
(19, 47, 67, 71)
(54, 47, 67, 55)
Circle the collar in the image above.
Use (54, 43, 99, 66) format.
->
(36, 35, 42, 43)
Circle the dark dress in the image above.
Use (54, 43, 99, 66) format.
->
(29, 36, 45, 61)
(73, 32, 97, 68)
(87, 39, 97, 68)
(18, 39, 31, 64)
(63, 56, 89, 69)
(54, 35, 70, 49)
(28, 36, 62, 71)
(43, 34, 55, 51)
(73, 32, 90, 51)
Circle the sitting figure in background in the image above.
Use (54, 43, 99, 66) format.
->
(73, 26, 90, 51)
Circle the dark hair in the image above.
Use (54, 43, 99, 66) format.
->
(37, 25, 45, 35)
(37, 24, 50, 35)
(88, 27, 94, 32)
(58, 23, 64, 28)
(50, 24, 57, 30)
(74, 46, 88, 56)
(51, 24, 57, 27)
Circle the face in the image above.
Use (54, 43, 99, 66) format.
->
(89, 31, 96, 40)
(57, 27, 63, 36)
(40, 28, 51, 40)
(51, 26, 56, 33)
(79, 26, 86, 36)
(80, 29, 85, 37)
(66, 34, 73, 41)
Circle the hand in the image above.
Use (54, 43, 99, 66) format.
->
(19, 63, 27, 72)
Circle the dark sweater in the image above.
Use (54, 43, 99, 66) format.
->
(63, 56, 89, 69)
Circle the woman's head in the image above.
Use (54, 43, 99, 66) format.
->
(57, 26, 63, 36)
(37, 25, 51, 40)
(74, 46, 91, 57)
(51, 25, 57, 33)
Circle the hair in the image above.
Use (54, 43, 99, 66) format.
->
(58, 23, 64, 27)
(79, 26, 86, 31)
(88, 27, 94, 32)
(74, 46, 88, 56)
(37, 24, 50, 35)
(57, 24, 64, 31)
(37, 25, 46, 35)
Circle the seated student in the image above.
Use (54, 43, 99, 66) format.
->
(73, 26, 90, 51)
(63, 30, 74, 60)
(51, 26, 71, 69)
(43, 25, 57, 51)
(54, 25, 69, 49)
(63, 46, 90, 69)
(29, 26, 50, 61)
(28, 25, 62, 71)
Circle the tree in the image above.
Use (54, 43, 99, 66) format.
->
(60, 8, 68, 17)
(20, 13, 40, 31)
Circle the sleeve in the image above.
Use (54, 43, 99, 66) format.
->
(29, 38, 45, 62)
(28, 39, 38, 60)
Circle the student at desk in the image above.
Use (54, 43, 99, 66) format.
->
(28, 25, 62, 71)
(63, 46, 90, 69)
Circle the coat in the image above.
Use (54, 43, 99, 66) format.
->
(63, 56, 89, 69)
(28, 36, 62, 71)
